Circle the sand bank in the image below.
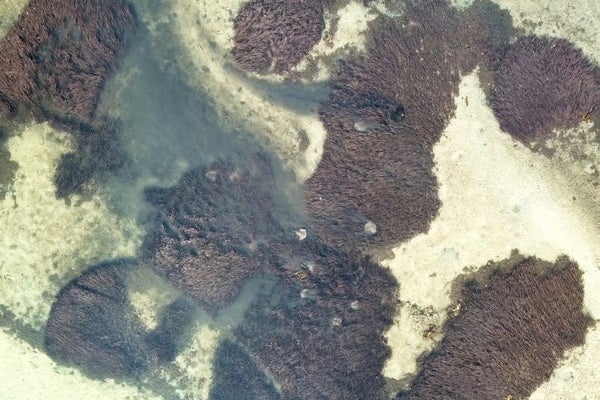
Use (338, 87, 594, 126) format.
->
(0, 329, 159, 400)
(383, 70, 600, 381)
(0, 0, 28, 38)
(0, 122, 143, 329)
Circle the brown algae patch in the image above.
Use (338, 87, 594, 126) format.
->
(0, 0, 29, 39)
(0, 122, 143, 329)
(383, 72, 600, 382)
(398, 255, 591, 400)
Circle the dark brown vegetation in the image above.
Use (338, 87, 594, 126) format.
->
(306, 0, 480, 252)
(0, 0, 136, 120)
(142, 152, 399, 398)
(142, 154, 287, 313)
(234, 236, 398, 400)
(45, 260, 197, 378)
(145, 297, 197, 363)
(53, 117, 127, 198)
(232, 0, 329, 74)
(209, 339, 282, 400)
(459, 0, 514, 71)
(45, 260, 150, 378)
(398, 256, 592, 400)
(488, 36, 600, 142)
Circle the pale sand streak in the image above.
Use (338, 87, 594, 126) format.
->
(0, 123, 143, 328)
(0, 123, 147, 398)
(382, 73, 600, 397)
(382, 2, 600, 397)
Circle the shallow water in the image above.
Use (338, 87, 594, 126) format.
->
(1, 1, 600, 399)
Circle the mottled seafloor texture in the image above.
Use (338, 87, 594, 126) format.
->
(1, 0, 600, 399)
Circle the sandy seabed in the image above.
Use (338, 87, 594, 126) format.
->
(1, 1, 600, 399)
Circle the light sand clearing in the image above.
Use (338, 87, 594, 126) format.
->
(0, 123, 143, 329)
(493, 0, 600, 65)
(138, 0, 388, 181)
(295, 1, 379, 80)
(0, 329, 159, 400)
(163, 324, 221, 400)
(0, 0, 28, 38)
(383, 72, 600, 398)
(136, 0, 326, 181)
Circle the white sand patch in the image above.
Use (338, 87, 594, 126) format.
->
(193, 0, 244, 52)
(0, 329, 159, 400)
(295, 2, 378, 79)
(159, 323, 221, 400)
(0, 0, 28, 39)
(323, 2, 375, 52)
(128, 268, 180, 330)
(0, 122, 143, 329)
(383, 72, 600, 382)
(449, 0, 475, 9)
(129, 291, 166, 330)
(492, 0, 600, 64)
(530, 325, 600, 400)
